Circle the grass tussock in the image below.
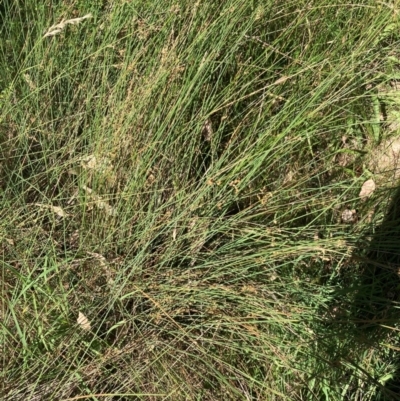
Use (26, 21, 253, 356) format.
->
(1, 0, 400, 400)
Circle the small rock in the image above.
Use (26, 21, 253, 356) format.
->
(341, 209, 357, 223)
(359, 178, 376, 200)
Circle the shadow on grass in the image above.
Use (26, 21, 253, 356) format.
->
(350, 185, 400, 400)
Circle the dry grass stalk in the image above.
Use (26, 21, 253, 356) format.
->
(43, 13, 92, 38)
